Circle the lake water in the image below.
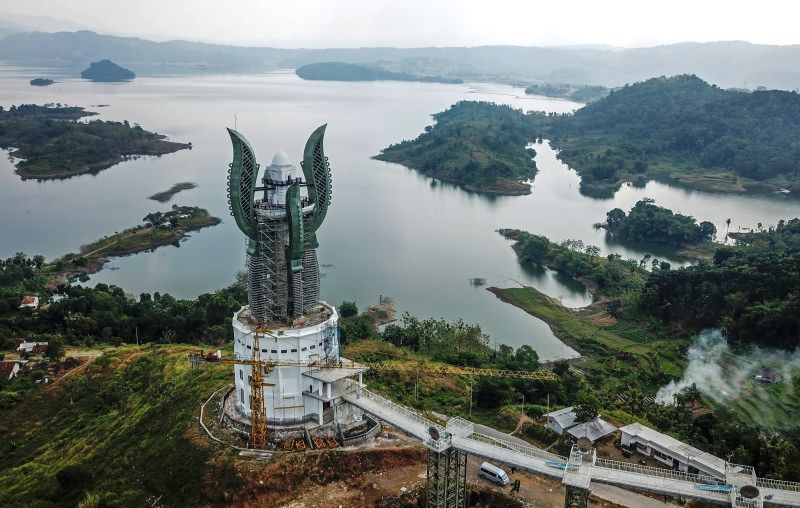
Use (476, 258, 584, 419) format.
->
(2, 69, 799, 360)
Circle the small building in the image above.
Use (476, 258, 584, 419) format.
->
(545, 406, 577, 435)
(619, 422, 726, 479)
(755, 368, 783, 384)
(567, 417, 617, 443)
(18, 296, 39, 309)
(17, 340, 48, 354)
(0, 360, 21, 380)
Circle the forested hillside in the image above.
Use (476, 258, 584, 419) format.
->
(376, 101, 544, 194)
(549, 75, 800, 194)
(641, 218, 800, 349)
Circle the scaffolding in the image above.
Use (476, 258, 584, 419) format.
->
(426, 448, 467, 508)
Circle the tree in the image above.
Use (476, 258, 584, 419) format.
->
(698, 221, 717, 241)
(573, 391, 601, 423)
(606, 208, 626, 229)
(338, 301, 358, 318)
(44, 337, 65, 361)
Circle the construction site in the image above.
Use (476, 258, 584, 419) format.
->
(196, 124, 800, 508)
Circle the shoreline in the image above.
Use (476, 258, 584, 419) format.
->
(47, 209, 221, 287)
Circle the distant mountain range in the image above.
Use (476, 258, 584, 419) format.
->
(1, 30, 799, 90)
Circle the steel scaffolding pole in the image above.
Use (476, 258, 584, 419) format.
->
(564, 485, 590, 508)
(426, 448, 467, 508)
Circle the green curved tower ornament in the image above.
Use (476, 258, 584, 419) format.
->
(227, 124, 332, 324)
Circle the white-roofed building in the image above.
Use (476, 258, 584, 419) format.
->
(620, 422, 726, 479)
(545, 406, 577, 435)
(567, 417, 617, 443)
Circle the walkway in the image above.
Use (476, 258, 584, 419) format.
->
(344, 387, 800, 507)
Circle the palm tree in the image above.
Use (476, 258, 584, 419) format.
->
(724, 218, 732, 243)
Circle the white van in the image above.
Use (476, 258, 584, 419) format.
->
(479, 462, 510, 486)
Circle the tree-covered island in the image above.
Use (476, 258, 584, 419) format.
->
(0, 104, 191, 179)
(602, 199, 717, 247)
(375, 101, 541, 195)
(80, 59, 135, 81)
(29, 78, 55, 86)
(383, 75, 800, 197)
(524, 83, 610, 102)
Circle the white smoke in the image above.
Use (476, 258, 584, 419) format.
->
(656, 329, 800, 406)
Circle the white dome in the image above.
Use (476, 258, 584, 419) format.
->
(271, 150, 291, 166)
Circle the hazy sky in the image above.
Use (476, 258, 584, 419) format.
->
(3, 0, 799, 48)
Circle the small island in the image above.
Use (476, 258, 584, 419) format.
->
(148, 182, 198, 203)
(296, 62, 462, 84)
(29, 78, 55, 86)
(81, 59, 135, 82)
(524, 83, 609, 102)
(50, 206, 220, 285)
(0, 104, 191, 179)
(375, 101, 542, 195)
(601, 199, 717, 247)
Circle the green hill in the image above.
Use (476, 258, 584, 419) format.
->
(549, 75, 800, 194)
(375, 101, 542, 195)
(0, 346, 238, 507)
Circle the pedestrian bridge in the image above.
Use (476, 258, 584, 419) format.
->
(344, 386, 800, 508)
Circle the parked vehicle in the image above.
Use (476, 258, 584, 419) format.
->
(479, 462, 510, 486)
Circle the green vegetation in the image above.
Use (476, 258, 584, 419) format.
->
(500, 229, 647, 300)
(29, 78, 54, 86)
(147, 182, 197, 203)
(642, 218, 800, 349)
(376, 101, 543, 195)
(548, 75, 800, 194)
(491, 223, 800, 480)
(0, 104, 190, 179)
(0, 345, 241, 507)
(604, 199, 717, 246)
(80, 59, 135, 81)
(296, 62, 462, 84)
(524, 83, 609, 102)
(386, 75, 800, 197)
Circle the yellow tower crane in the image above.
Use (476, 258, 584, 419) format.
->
(189, 330, 557, 449)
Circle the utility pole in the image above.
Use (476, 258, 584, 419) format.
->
(135, 326, 139, 346)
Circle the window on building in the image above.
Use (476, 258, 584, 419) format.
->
(271, 349, 277, 354)
(310, 345, 315, 349)
(247, 375, 252, 384)
(240, 388, 244, 401)
(291, 348, 297, 353)
(246, 344, 251, 349)
(261, 348, 267, 353)
(301, 347, 307, 351)
(239, 369, 243, 380)
(654, 450, 672, 462)
(281, 349, 287, 353)
(636, 443, 649, 453)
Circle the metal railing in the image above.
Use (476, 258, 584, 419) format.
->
(595, 458, 725, 486)
(733, 496, 761, 508)
(757, 478, 800, 492)
(350, 387, 450, 451)
(464, 432, 566, 463)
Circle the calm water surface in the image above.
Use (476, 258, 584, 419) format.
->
(1, 69, 799, 360)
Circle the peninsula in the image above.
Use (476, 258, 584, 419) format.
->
(50, 206, 220, 285)
(375, 101, 541, 195)
(0, 104, 191, 179)
(80, 59, 135, 81)
(524, 83, 609, 102)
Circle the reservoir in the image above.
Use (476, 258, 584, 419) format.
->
(1, 69, 799, 360)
